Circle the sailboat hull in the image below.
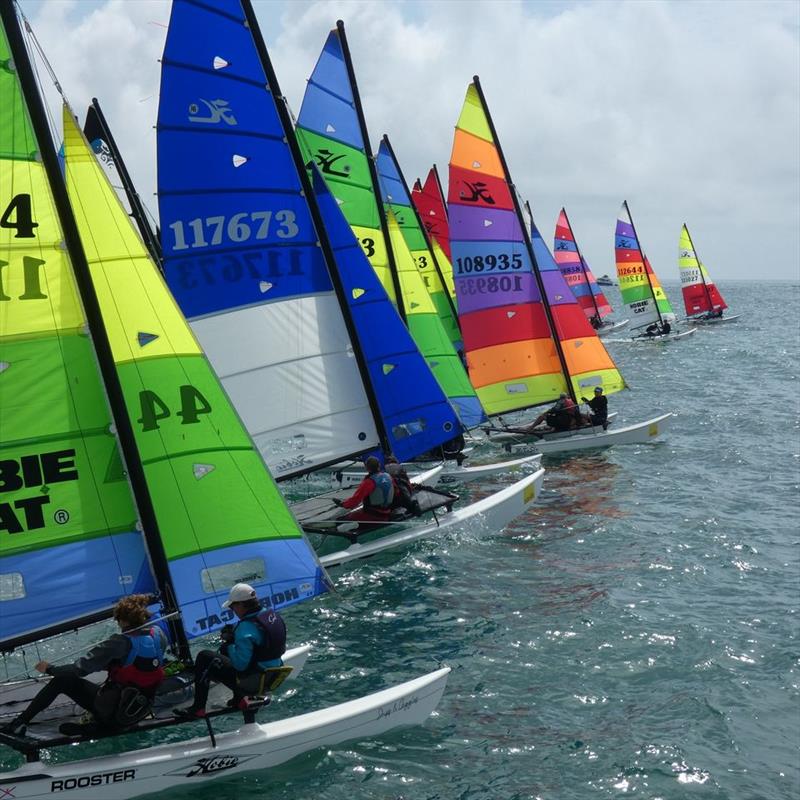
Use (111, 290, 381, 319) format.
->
(319, 468, 545, 569)
(597, 319, 630, 336)
(687, 314, 742, 325)
(330, 453, 543, 486)
(500, 413, 673, 454)
(0, 668, 450, 800)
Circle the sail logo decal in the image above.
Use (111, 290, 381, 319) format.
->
(312, 148, 351, 178)
(459, 181, 495, 205)
(188, 98, 237, 126)
(0, 450, 78, 535)
(165, 754, 257, 777)
(194, 588, 301, 632)
(50, 769, 136, 792)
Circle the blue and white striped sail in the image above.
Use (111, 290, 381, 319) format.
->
(156, 0, 380, 480)
(310, 168, 463, 460)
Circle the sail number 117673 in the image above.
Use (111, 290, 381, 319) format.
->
(168, 210, 299, 250)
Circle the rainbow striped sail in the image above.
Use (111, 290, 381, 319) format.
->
(679, 224, 727, 317)
(615, 201, 675, 331)
(0, 27, 152, 647)
(449, 80, 567, 414)
(376, 138, 462, 358)
(412, 167, 456, 302)
(529, 213, 626, 398)
(554, 208, 612, 320)
(296, 22, 483, 429)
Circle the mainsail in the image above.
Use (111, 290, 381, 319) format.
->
(449, 80, 566, 415)
(296, 22, 482, 431)
(1, 2, 328, 654)
(412, 166, 456, 304)
(156, 0, 469, 465)
(679, 224, 727, 317)
(376, 137, 462, 358)
(615, 201, 675, 331)
(554, 208, 612, 320)
(0, 24, 153, 649)
(529, 210, 626, 399)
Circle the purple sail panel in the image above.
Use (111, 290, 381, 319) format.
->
(450, 205, 525, 243)
(456, 272, 540, 314)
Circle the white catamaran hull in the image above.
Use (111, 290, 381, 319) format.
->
(0, 667, 450, 800)
(320, 468, 545, 569)
(501, 413, 673, 454)
(331, 454, 543, 487)
(628, 328, 696, 342)
(686, 314, 741, 325)
(597, 319, 630, 336)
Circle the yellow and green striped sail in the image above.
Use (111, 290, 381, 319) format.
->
(1, 25, 152, 648)
(63, 108, 327, 639)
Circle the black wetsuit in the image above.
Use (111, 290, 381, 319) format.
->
(586, 395, 608, 427)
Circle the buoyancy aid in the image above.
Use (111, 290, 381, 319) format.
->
(241, 610, 287, 671)
(365, 471, 394, 510)
(109, 629, 165, 692)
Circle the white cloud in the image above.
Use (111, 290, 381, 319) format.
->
(23, 0, 800, 280)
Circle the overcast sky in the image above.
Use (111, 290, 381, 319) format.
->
(21, 0, 800, 281)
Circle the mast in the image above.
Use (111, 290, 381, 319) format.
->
(469, 76, 575, 404)
(1, 1, 190, 659)
(381, 135, 461, 330)
(623, 200, 663, 326)
(334, 20, 406, 320)
(432, 164, 449, 222)
(683, 223, 714, 312)
(85, 97, 163, 266)
(240, 0, 391, 455)
(561, 206, 601, 319)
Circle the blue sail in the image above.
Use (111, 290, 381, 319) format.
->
(310, 167, 464, 461)
(157, 0, 381, 479)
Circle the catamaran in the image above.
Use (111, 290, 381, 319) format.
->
(615, 201, 695, 341)
(0, 2, 449, 794)
(554, 208, 628, 336)
(679, 223, 740, 324)
(448, 78, 672, 454)
(153, 8, 543, 559)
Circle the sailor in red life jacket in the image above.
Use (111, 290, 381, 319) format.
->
(332, 455, 395, 520)
(175, 583, 286, 719)
(0, 594, 166, 737)
(524, 393, 580, 433)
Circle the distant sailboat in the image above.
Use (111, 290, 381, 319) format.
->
(615, 201, 695, 341)
(679, 224, 740, 324)
(553, 207, 628, 336)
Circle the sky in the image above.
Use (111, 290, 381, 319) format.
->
(18, 0, 800, 281)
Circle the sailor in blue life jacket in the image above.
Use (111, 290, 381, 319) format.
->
(0, 594, 166, 737)
(331, 455, 396, 518)
(174, 583, 286, 719)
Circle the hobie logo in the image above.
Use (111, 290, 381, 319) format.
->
(0, 450, 78, 535)
(188, 98, 237, 126)
(165, 754, 256, 777)
(313, 148, 351, 178)
(459, 181, 495, 205)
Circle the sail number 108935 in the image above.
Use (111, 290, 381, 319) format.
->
(168, 210, 299, 251)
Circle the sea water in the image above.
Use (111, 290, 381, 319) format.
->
(2, 281, 797, 800)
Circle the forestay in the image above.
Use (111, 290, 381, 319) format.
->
(679, 223, 728, 317)
(156, 0, 381, 480)
(0, 25, 153, 648)
(554, 208, 612, 320)
(615, 201, 675, 331)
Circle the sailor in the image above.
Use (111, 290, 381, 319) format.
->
(661, 320, 672, 334)
(581, 386, 608, 429)
(589, 314, 602, 330)
(645, 322, 660, 336)
(525, 393, 579, 433)
(332, 455, 395, 516)
(174, 583, 286, 719)
(0, 595, 166, 736)
(385, 455, 422, 516)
